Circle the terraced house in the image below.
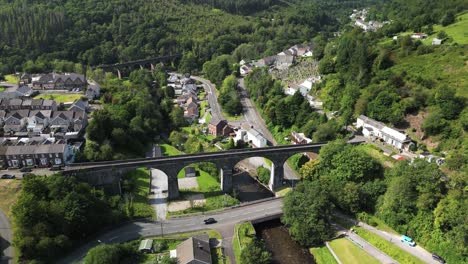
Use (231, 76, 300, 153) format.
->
(32, 73, 87, 90)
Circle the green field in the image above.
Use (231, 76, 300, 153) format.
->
(34, 93, 83, 103)
(424, 12, 468, 45)
(4, 74, 18, 83)
(126, 168, 155, 218)
(328, 238, 380, 264)
(353, 227, 425, 264)
(233, 222, 256, 263)
(310, 246, 338, 264)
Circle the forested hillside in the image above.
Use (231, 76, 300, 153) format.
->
(0, 0, 374, 75)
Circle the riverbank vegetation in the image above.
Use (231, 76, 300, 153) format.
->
(283, 140, 466, 263)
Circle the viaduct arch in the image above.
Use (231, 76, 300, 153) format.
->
(93, 55, 181, 79)
(64, 141, 363, 199)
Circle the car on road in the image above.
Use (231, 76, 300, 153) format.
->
(1, 174, 15, 179)
(204, 218, 217, 224)
(432, 253, 446, 263)
(400, 235, 416, 247)
(19, 167, 32, 172)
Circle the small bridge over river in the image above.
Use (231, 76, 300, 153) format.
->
(64, 140, 363, 199)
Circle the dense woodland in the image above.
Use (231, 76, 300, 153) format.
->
(0, 0, 372, 75)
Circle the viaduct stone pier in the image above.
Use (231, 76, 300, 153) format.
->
(64, 141, 363, 199)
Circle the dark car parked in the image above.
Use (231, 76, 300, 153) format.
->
(1, 174, 15, 179)
(19, 167, 32, 172)
(204, 218, 217, 224)
(432, 253, 446, 263)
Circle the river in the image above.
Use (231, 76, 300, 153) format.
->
(255, 219, 316, 264)
(232, 171, 274, 202)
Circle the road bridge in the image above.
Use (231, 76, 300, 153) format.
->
(94, 55, 181, 79)
(65, 140, 363, 199)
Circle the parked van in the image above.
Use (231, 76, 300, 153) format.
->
(400, 235, 416, 247)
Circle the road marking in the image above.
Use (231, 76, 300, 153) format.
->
(109, 236, 118, 241)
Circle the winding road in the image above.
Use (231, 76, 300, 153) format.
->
(0, 209, 13, 264)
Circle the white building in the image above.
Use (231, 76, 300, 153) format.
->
(234, 125, 267, 148)
(357, 115, 412, 150)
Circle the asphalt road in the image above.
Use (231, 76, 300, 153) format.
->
(57, 198, 283, 264)
(0, 209, 13, 264)
(191, 75, 227, 122)
(238, 78, 299, 180)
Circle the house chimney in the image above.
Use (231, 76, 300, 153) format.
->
(197, 242, 203, 249)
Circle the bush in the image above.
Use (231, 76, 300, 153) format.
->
(256, 167, 271, 185)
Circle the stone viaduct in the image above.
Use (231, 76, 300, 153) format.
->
(64, 141, 363, 199)
(94, 55, 181, 79)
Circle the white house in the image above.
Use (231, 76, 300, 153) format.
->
(357, 115, 412, 150)
(234, 125, 267, 148)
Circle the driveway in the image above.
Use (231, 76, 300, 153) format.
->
(148, 169, 168, 220)
(0, 209, 13, 264)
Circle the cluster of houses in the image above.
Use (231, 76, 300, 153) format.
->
(20, 73, 87, 91)
(0, 137, 77, 168)
(0, 97, 89, 169)
(208, 118, 268, 148)
(139, 234, 213, 264)
(18, 72, 100, 99)
(240, 43, 315, 75)
(350, 9, 389, 32)
(284, 76, 323, 108)
(169, 74, 201, 123)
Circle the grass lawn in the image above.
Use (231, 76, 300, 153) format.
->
(160, 144, 183, 156)
(200, 100, 208, 117)
(275, 186, 292, 197)
(4, 74, 18, 83)
(126, 168, 154, 218)
(206, 112, 212, 123)
(0, 179, 21, 216)
(222, 110, 244, 121)
(356, 144, 395, 168)
(354, 226, 425, 264)
(310, 245, 338, 264)
(328, 238, 380, 264)
(232, 222, 256, 263)
(0, 87, 5, 92)
(34, 93, 83, 103)
(169, 168, 239, 216)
